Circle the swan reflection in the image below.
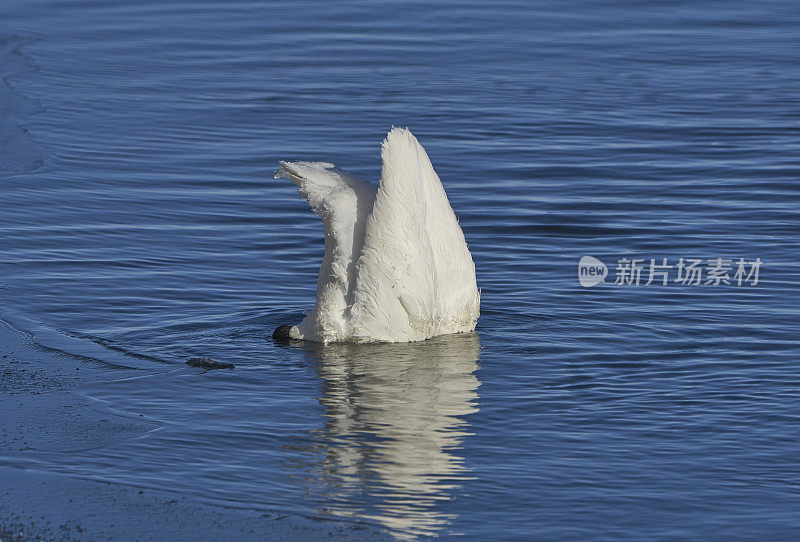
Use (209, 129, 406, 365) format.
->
(287, 332, 481, 539)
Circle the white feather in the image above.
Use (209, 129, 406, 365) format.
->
(275, 128, 479, 343)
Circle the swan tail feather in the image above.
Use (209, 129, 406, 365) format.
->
(274, 161, 377, 342)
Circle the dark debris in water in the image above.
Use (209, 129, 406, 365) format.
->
(185, 357, 234, 370)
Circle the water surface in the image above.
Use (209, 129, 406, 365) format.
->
(1, 0, 799, 539)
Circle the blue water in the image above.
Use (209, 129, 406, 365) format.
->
(2, 0, 800, 539)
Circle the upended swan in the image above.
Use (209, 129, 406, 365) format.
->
(273, 127, 479, 343)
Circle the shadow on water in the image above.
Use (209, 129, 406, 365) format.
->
(279, 333, 482, 539)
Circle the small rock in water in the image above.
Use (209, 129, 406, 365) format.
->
(186, 357, 234, 370)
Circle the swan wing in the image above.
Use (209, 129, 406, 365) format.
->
(349, 128, 479, 342)
(275, 161, 377, 342)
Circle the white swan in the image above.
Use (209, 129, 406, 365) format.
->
(274, 127, 479, 343)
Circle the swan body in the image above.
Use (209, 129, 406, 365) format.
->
(275, 128, 479, 343)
